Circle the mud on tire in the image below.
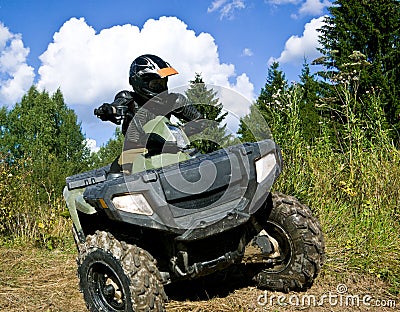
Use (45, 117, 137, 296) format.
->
(254, 192, 325, 292)
(77, 230, 167, 311)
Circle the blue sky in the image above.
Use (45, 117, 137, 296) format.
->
(0, 0, 331, 150)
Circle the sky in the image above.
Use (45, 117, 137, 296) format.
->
(0, 0, 331, 151)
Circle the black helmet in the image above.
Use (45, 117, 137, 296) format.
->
(129, 54, 178, 100)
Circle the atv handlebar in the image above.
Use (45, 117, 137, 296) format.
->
(94, 104, 131, 125)
(94, 103, 209, 138)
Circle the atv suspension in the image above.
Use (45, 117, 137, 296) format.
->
(170, 235, 247, 279)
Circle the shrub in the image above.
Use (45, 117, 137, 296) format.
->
(0, 155, 71, 249)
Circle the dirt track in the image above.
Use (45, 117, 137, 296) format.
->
(0, 247, 398, 311)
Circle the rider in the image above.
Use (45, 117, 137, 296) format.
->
(95, 54, 203, 173)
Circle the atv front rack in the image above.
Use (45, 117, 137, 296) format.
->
(66, 165, 110, 190)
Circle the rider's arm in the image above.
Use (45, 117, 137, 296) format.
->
(168, 93, 203, 121)
(94, 91, 134, 124)
(111, 91, 134, 109)
(168, 93, 212, 136)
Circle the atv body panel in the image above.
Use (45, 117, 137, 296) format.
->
(66, 139, 282, 242)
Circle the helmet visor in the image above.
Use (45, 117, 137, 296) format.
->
(148, 78, 168, 93)
(157, 67, 178, 78)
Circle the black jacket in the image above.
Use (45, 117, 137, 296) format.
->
(106, 90, 203, 145)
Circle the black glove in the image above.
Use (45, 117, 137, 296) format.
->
(168, 93, 203, 121)
(167, 93, 187, 110)
(94, 103, 116, 121)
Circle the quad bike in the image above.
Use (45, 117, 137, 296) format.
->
(63, 100, 325, 311)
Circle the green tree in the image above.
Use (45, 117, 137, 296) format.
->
(318, 0, 400, 132)
(238, 62, 287, 142)
(0, 107, 7, 145)
(1, 86, 89, 197)
(238, 62, 288, 142)
(257, 61, 288, 112)
(89, 128, 124, 168)
(185, 73, 231, 153)
(237, 104, 272, 142)
(298, 60, 323, 144)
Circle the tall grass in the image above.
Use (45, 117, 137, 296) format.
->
(0, 156, 71, 249)
(267, 79, 400, 293)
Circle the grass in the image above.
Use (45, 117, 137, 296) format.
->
(268, 82, 400, 295)
(0, 242, 398, 311)
(0, 241, 85, 312)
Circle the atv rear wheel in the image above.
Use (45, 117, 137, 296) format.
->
(253, 192, 325, 292)
(77, 230, 167, 311)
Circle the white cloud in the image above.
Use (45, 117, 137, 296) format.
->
(208, 0, 246, 20)
(37, 18, 135, 105)
(268, 0, 301, 4)
(0, 23, 35, 106)
(268, 16, 326, 65)
(208, 0, 228, 12)
(85, 138, 100, 153)
(234, 74, 254, 106)
(37, 16, 255, 145)
(294, 0, 331, 18)
(242, 48, 253, 56)
(267, 0, 330, 18)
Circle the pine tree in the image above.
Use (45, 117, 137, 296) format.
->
(257, 61, 288, 111)
(185, 73, 231, 153)
(298, 61, 322, 144)
(237, 104, 272, 142)
(318, 0, 400, 131)
(238, 62, 287, 142)
(0, 107, 6, 145)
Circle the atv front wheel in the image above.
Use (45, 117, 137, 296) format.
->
(254, 192, 325, 292)
(77, 230, 167, 311)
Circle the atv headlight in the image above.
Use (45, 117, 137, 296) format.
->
(255, 153, 277, 183)
(112, 194, 153, 216)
